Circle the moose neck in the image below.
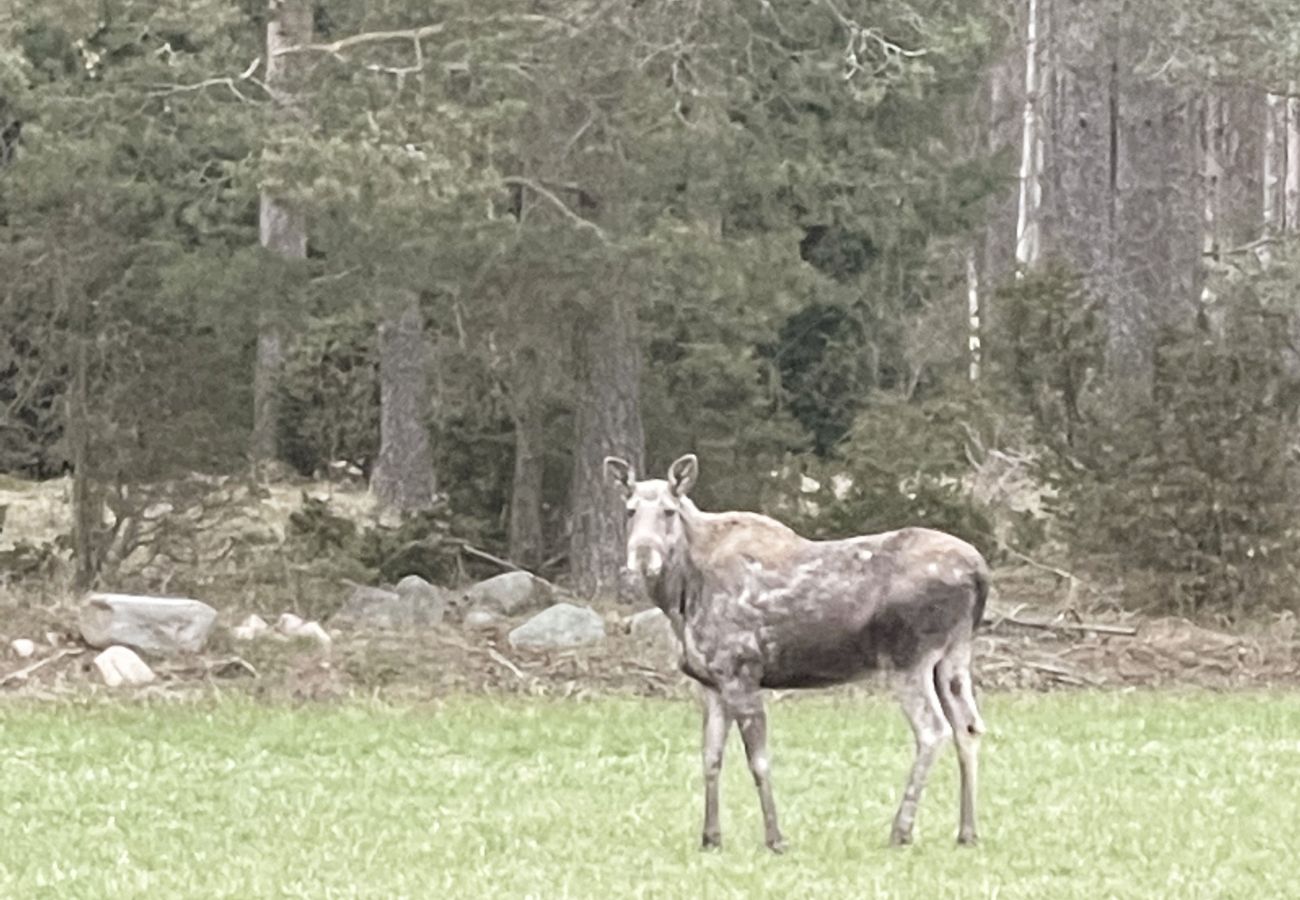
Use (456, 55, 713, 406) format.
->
(647, 497, 704, 623)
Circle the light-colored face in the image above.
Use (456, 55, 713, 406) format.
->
(605, 454, 698, 579)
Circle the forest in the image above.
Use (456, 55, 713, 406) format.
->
(3, 0, 1300, 619)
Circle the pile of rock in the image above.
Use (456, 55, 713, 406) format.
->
(77, 592, 221, 687)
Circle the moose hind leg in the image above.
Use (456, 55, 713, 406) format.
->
(936, 645, 984, 846)
(890, 652, 952, 846)
(700, 687, 731, 850)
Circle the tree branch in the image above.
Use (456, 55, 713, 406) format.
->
(148, 56, 268, 102)
(274, 24, 448, 58)
(501, 176, 608, 242)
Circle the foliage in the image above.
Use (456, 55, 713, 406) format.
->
(775, 392, 1001, 558)
(1058, 261, 1300, 615)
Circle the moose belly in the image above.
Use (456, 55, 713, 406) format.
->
(757, 627, 876, 689)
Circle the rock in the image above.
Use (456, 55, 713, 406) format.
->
(463, 609, 499, 630)
(394, 575, 448, 625)
(274, 613, 332, 647)
(295, 621, 333, 647)
(230, 614, 270, 642)
(10, 638, 35, 658)
(276, 613, 305, 635)
(628, 607, 676, 644)
(79, 593, 218, 655)
(333, 580, 450, 629)
(508, 602, 606, 651)
(463, 571, 554, 618)
(93, 646, 156, 687)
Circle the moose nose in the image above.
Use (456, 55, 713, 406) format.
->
(628, 545, 664, 577)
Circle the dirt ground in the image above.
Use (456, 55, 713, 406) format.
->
(3, 577, 1298, 703)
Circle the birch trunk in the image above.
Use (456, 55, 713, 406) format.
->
(1262, 92, 1286, 264)
(966, 246, 981, 382)
(1014, 0, 1043, 270)
(252, 0, 311, 465)
(1286, 85, 1300, 233)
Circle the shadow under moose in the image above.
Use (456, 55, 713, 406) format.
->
(605, 452, 990, 852)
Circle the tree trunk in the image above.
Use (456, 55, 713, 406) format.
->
(1286, 85, 1300, 233)
(1262, 92, 1286, 265)
(508, 353, 546, 570)
(371, 290, 435, 513)
(65, 263, 98, 590)
(568, 292, 645, 600)
(1107, 38, 1201, 402)
(1014, 0, 1044, 271)
(252, 0, 311, 465)
(966, 245, 981, 382)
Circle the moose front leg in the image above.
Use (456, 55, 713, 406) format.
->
(700, 687, 731, 850)
(725, 684, 786, 853)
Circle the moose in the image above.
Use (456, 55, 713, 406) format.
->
(605, 453, 989, 851)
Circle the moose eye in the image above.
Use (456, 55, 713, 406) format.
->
(663, 508, 677, 519)
(626, 507, 635, 519)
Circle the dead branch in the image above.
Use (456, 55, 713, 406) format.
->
(454, 541, 522, 572)
(148, 57, 267, 102)
(486, 647, 527, 680)
(0, 648, 84, 686)
(275, 24, 447, 59)
(1023, 660, 1099, 686)
(997, 616, 1137, 637)
(501, 176, 609, 242)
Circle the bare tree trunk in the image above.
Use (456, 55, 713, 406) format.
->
(966, 246, 981, 382)
(1106, 31, 1200, 402)
(253, 0, 311, 465)
(1015, 0, 1044, 271)
(1286, 84, 1300, 233)
(568, 292, 645, 600)
(508, 354, 546, 570)
(65, 261, 98, 590)
(1262, 92, 1286, 265)
(371, 290, 435, 513)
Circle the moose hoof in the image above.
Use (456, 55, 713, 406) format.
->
(701, 834, 722, 852)
(889, 830, 913, 848)
(957, 831, 979, 847)
(766, 837, 788, 854)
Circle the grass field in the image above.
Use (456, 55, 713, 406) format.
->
(2, 690, 1298, 899)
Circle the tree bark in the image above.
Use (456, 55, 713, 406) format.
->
(1262, 92, 1286, 265)
(371, 290, 436, 513)
(508, 351, 546, 570)
(252, 0, 311, 465)
(568, 292, 645, 600)
(1014, 0, 1044, 271)
(1286, 85, 1300, 233)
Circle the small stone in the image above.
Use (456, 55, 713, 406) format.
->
(10, 638, 35, 659)
(295, 621, 332, 647)
(276, 613, 305, 635)
(508, 602, 606, 651)
(231, 614, 270, 641)
(463, 609, 499, 630)
(93, 646, 155, 687)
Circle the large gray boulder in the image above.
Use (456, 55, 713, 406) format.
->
(508, 602, 606, 651)
(79, 593, 217, 655)
(463, 571, 554, 618)
(332, 577, 449, 629)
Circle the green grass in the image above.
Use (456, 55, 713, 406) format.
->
(2, 691, 1298, 899)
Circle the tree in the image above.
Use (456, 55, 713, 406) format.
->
(370, 290, 435, 513)
(253, 0, 312, 466)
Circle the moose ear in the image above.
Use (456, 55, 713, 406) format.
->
(667, 453, 698, 497)
(604, 456, 635, 497)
